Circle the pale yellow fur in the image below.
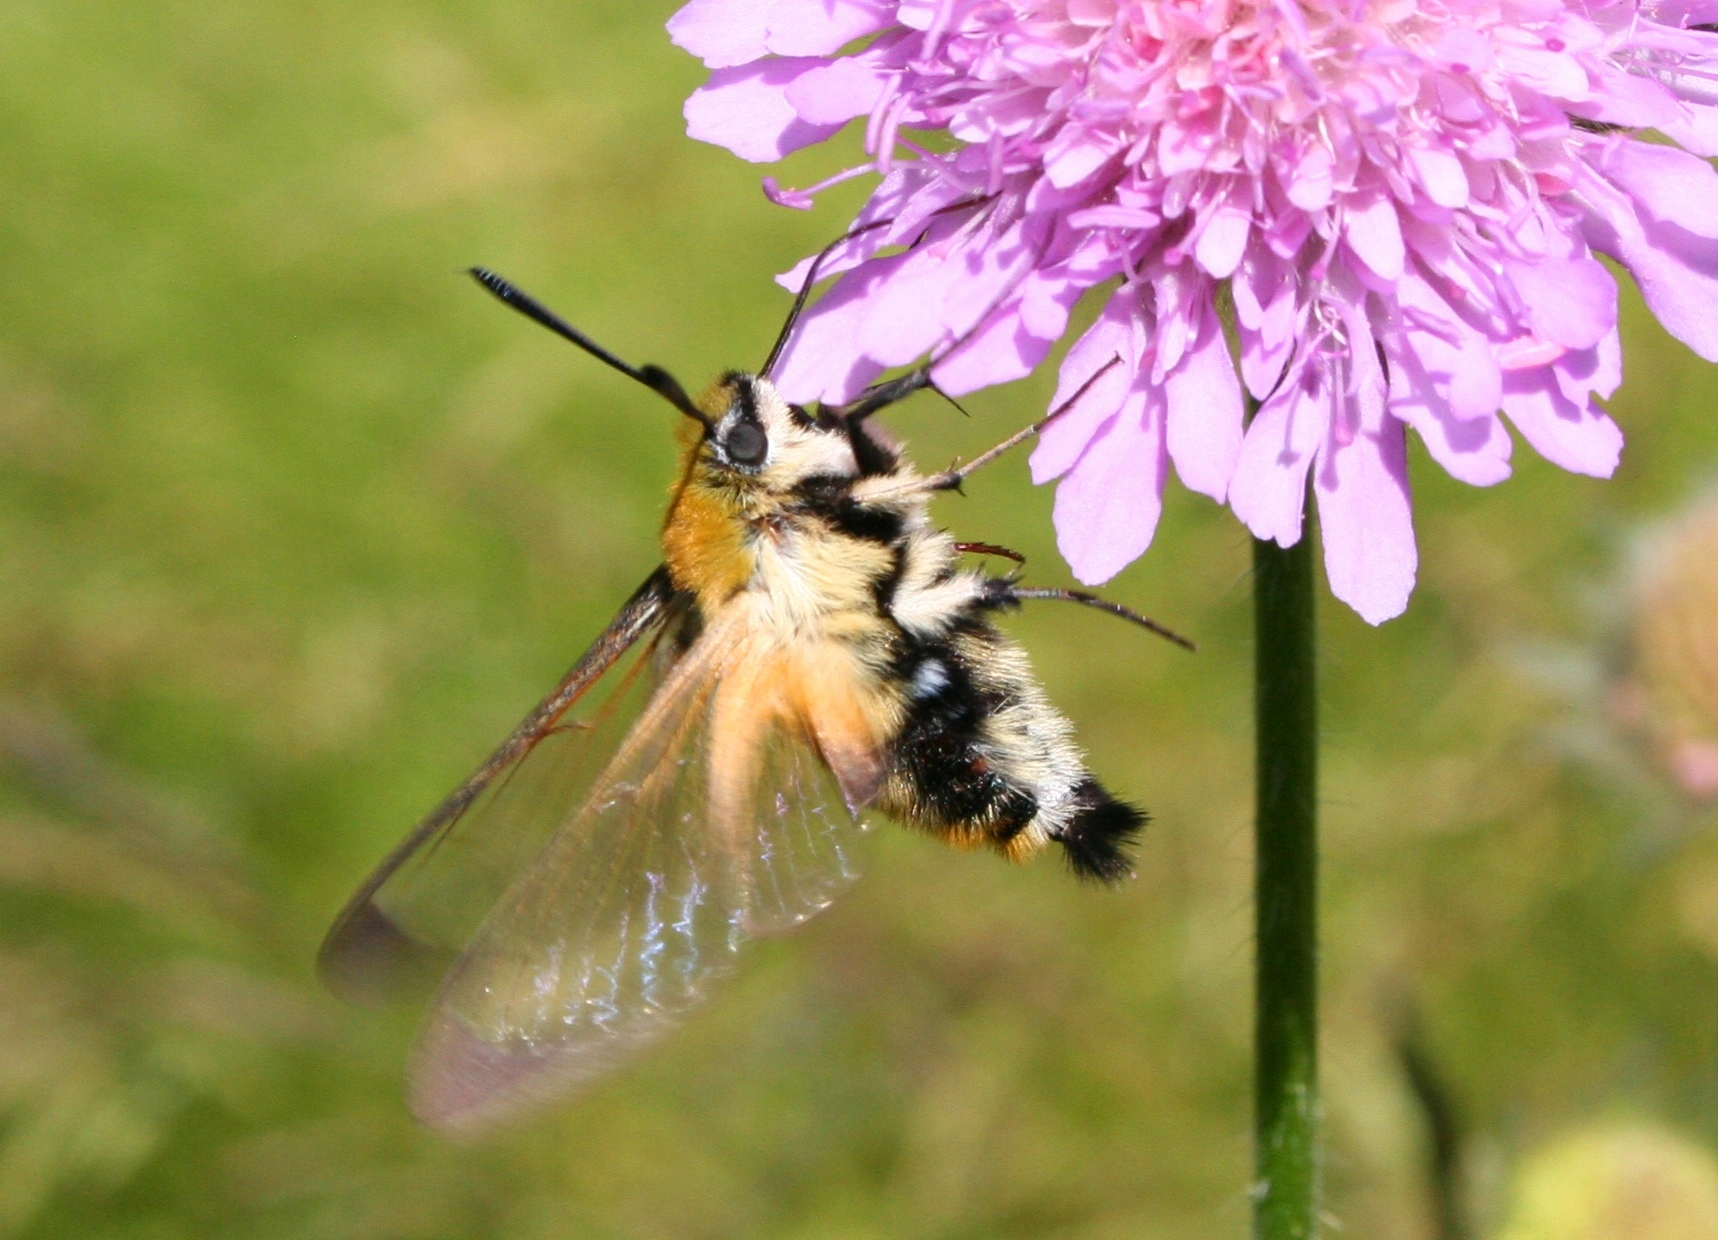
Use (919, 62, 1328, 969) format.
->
(660, 375, 1093, 863)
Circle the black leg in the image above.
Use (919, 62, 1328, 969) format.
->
(1005, 587, 1195, 651)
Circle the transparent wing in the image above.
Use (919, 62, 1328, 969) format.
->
(405, 611, 869, 1132)
(318, 568, 685, 1007)
(742, 735, 869, 936)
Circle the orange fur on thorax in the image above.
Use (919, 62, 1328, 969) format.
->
(705, 629, 902, 825)
(661, 425, 754, 609)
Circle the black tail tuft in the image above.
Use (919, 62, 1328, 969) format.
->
(1058, 780, 1146, 883)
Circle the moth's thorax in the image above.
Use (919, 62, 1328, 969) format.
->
(660, 371, 910, 621)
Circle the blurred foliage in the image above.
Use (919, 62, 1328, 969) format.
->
(3, 1, 1718, 1237)
(1496, 1125, 1718, 1240)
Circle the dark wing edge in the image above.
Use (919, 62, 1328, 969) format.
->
(317, 566, 679, 1007)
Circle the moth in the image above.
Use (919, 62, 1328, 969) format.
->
(319, 265, 1190, 1132)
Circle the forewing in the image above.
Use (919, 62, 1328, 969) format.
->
(318, 568, 684, 1006)
(406, 613, 870, 1132)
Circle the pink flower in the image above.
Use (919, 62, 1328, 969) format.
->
(670, 0, 1718, 624)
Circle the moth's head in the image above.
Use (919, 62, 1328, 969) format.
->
(459, 270, 902, 498)
(691, 372, 896, 489)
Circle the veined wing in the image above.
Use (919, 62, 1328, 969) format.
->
(318, 568, 684, 1007)
(405, 602, 869, 1132)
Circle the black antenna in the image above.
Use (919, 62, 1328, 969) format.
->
(468, 268, 710, 430)
(761, 195, 993, 382)
(759, 218, 892, 381)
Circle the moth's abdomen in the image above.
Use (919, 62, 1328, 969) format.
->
(1056, 778, 1146, 882)
(877, 613, 1144, 882)
(882, 637, 1038, 846)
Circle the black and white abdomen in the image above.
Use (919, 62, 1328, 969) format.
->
(875, 540, 1144, 880)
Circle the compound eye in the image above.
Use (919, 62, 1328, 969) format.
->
(725, 419, 768, 466)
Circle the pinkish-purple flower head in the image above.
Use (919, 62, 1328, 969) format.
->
(670, 0, 1718, 623)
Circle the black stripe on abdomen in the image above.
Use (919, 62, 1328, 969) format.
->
(884, 634, 1037, 842)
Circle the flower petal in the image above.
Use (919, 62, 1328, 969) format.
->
(1660, 104, 1718, 158)
(784, 51, 893, 124)
(1386, 334, 1514, 486)
(1408, 145, 1469, 208)
(1164, 300, 1243, 502)
(1345, 193, 1405, 281)
(1230, 359, 1328, 548)
(1194, 203, 1250, 278)
(685, 60, 844, 163)
(1286, 144, 1334, 211)
(1315, 410, 1416, 626)
(1052, 385, 1166, 585)
(1390, 271, 1505, 424)
(1596, 137, 1718, 240)
(1506, 253, 1617, 350)
(771, 260, 898, 403)
(858, 220, 1037, 367)
(667, 0, 773, 69)
(1031, 291, 1139, 483)
(765, 0, 892, 56)
(1572, 62, 1681, 129)
(775, 166, 977, 291)
(930, 274, 1079, 395)
(1559, 327, 1622, 402)
(1499, 368, 1624, 477)
(1581, 168, 1718, 362)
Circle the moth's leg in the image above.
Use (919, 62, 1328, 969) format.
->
(832, 362, 969, 425)
(856, 413, 1054, 502)
(953, 541, 1025, 566)
(994, 584, 1196, 651)
(859, 356, 1124, 502)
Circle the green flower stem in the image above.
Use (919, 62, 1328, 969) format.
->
(1252, 528, 1319, 1240)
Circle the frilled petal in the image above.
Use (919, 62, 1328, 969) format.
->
(1409, 145, 1469, 208)
(1660, 104, 1718, 158)
(1386, 342, 1514, 486)
(1233, 244, 1297, 400)
(1560, 328, 1623, 402)
(1031, 287, 1141, 483)
(1149, 263, 1200, 380)
(784, 50, 894, 124)
(1052, 384, 1167, 585)
(1499, 369, 1624, 477)
(1230, 359, 1328, 548)
(1570, 62, 1682, 129)
(684, 60, 843, 162)
(1654, 2, 1718, 26)
(667, 0, 772, 68)
(930, 273, 1079, 395)
(1163, 299, 1243, 502)
(1595, 137, 1718, 239)
(1344, 193, 1405, 281)
(1374, 270, 1509, 479)
(1581, 168, 1718, 363)
(764, 0, 893, 55)
(774, 166, 977, 292)
(1506, 254, 1617, 350)
(1315, 410, 1417, 626)
(1193, 201, 1251, 278)
(857, 219, 1039, 366)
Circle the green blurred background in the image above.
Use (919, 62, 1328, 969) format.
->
(5, 2, 1718, 1237)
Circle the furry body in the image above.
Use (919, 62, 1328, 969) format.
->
(318, 271, 1157, 1133)
(663, 371, 1142, 880)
